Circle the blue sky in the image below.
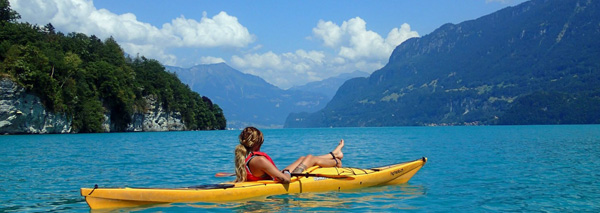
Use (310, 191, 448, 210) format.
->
(12, 0, 526, 89)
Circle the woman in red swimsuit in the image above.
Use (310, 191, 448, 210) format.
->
(234, 127, 344, 183)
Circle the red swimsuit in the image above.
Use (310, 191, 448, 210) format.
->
(245, 151, 276, 181)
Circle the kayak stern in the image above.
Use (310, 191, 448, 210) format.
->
(82, 194, 164, 209)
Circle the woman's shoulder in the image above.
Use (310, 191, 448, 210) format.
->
(249, 155, 268, 163)
(249, 156, 274, 168)
(251, 151, 270, 156)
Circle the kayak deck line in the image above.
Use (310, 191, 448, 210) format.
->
(370, 156, 428, 171)
(81, 157, 427, 210)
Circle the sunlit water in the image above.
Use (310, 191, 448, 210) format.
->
(1, 125, 599, 212)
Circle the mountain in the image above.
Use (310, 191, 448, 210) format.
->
(167, 63, 327, 128)
(285, 0, 600, 128)
(289, 71, 369, 100)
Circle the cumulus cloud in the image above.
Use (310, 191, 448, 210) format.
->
(120, 43, 177, 65)
(10, 0, 419, 89)
(162, 12, 254, 48)
(10, 0, 254, 65)
(312, 20, 343, 48)
(313, 17, 419, 61)
(232, 17, 418, 89)
(231, 51, 282, 69)
(231, 49, 388, 89)
(231, 50, 328, 88)
(199, 56, 226, 64)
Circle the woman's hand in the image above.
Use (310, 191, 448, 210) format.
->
(279, 169, 292, 184)
(273, 169, 291, 183)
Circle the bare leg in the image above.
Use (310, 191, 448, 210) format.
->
(311, 153, 342, 168)
(291, 154, 340, 173)
(288, 139, 346, 173)
(283, 156, 305, 171)
(332, 139, 344, 160)
(315, 139, 344, 160)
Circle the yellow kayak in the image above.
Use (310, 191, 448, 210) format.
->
(80, 157, 427, 209)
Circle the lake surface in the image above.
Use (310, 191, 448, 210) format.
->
(1, 125, 599, 212)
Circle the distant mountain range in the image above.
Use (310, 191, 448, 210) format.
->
(289, 71, 369, 100)
(286, 0, 600, 128)
(166, 63, 364, 128)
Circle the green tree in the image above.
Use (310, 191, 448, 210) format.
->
(87, 61, 135, 131)
(1, 12, 226, 132)
(0, 0, 20, 25)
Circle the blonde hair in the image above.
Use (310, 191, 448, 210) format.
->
(234, 127, 264, 182)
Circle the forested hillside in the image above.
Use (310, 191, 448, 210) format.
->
(0, 1, 225, 132)
(286, 0, 600, 128)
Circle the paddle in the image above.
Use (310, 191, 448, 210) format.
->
(214, 172, 355, 180)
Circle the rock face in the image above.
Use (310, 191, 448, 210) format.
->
(0, 78, 71, 134)
(125, 95, 186, 132)
(0, 78, 186, 134)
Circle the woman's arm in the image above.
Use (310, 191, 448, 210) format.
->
(251, 157, 291, 183)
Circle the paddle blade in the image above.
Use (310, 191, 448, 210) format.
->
(215, 172, 236, 177)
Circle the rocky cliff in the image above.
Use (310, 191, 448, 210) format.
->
(0, 78, 185, 134)
(0, 78, 71, 134)
(124, 95, 186, 132)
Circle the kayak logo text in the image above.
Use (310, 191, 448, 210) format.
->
(390, 168, 404, 176)
(313, 177, 327, 181)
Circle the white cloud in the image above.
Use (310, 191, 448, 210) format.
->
(120, 43, 177, 65)
(231, 51, 282, 69)
(312, 20, 343, 48)
(10, 0, 254, 65)
(386, 23, 418, 46)
(10, 1, 420, 89)
(162, 12, 255, 48)
(231, 50, 329, 89)
(313, 17, 419, 61)
(231, 17, 418, 89)
(231, 49, 387, 89)
(199, 56, 226, 65)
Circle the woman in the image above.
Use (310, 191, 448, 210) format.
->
(234, 127, 344, 183)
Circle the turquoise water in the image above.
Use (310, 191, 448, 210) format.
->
(1, 125, 599, 212)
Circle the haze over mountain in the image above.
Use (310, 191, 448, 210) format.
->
(167, 63, 329, 128)
(289, 71, 369, 100)
(286, 0, 600, 128)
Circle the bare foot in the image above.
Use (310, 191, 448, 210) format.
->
(331, 139, 344, 160)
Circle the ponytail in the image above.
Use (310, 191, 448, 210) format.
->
(234, 144, 248, 182)
(234, 127, 264, 182)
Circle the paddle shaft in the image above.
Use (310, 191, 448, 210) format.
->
(214, 172, 354, 180)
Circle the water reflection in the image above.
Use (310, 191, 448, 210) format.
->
(165, 183, 427, 212)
